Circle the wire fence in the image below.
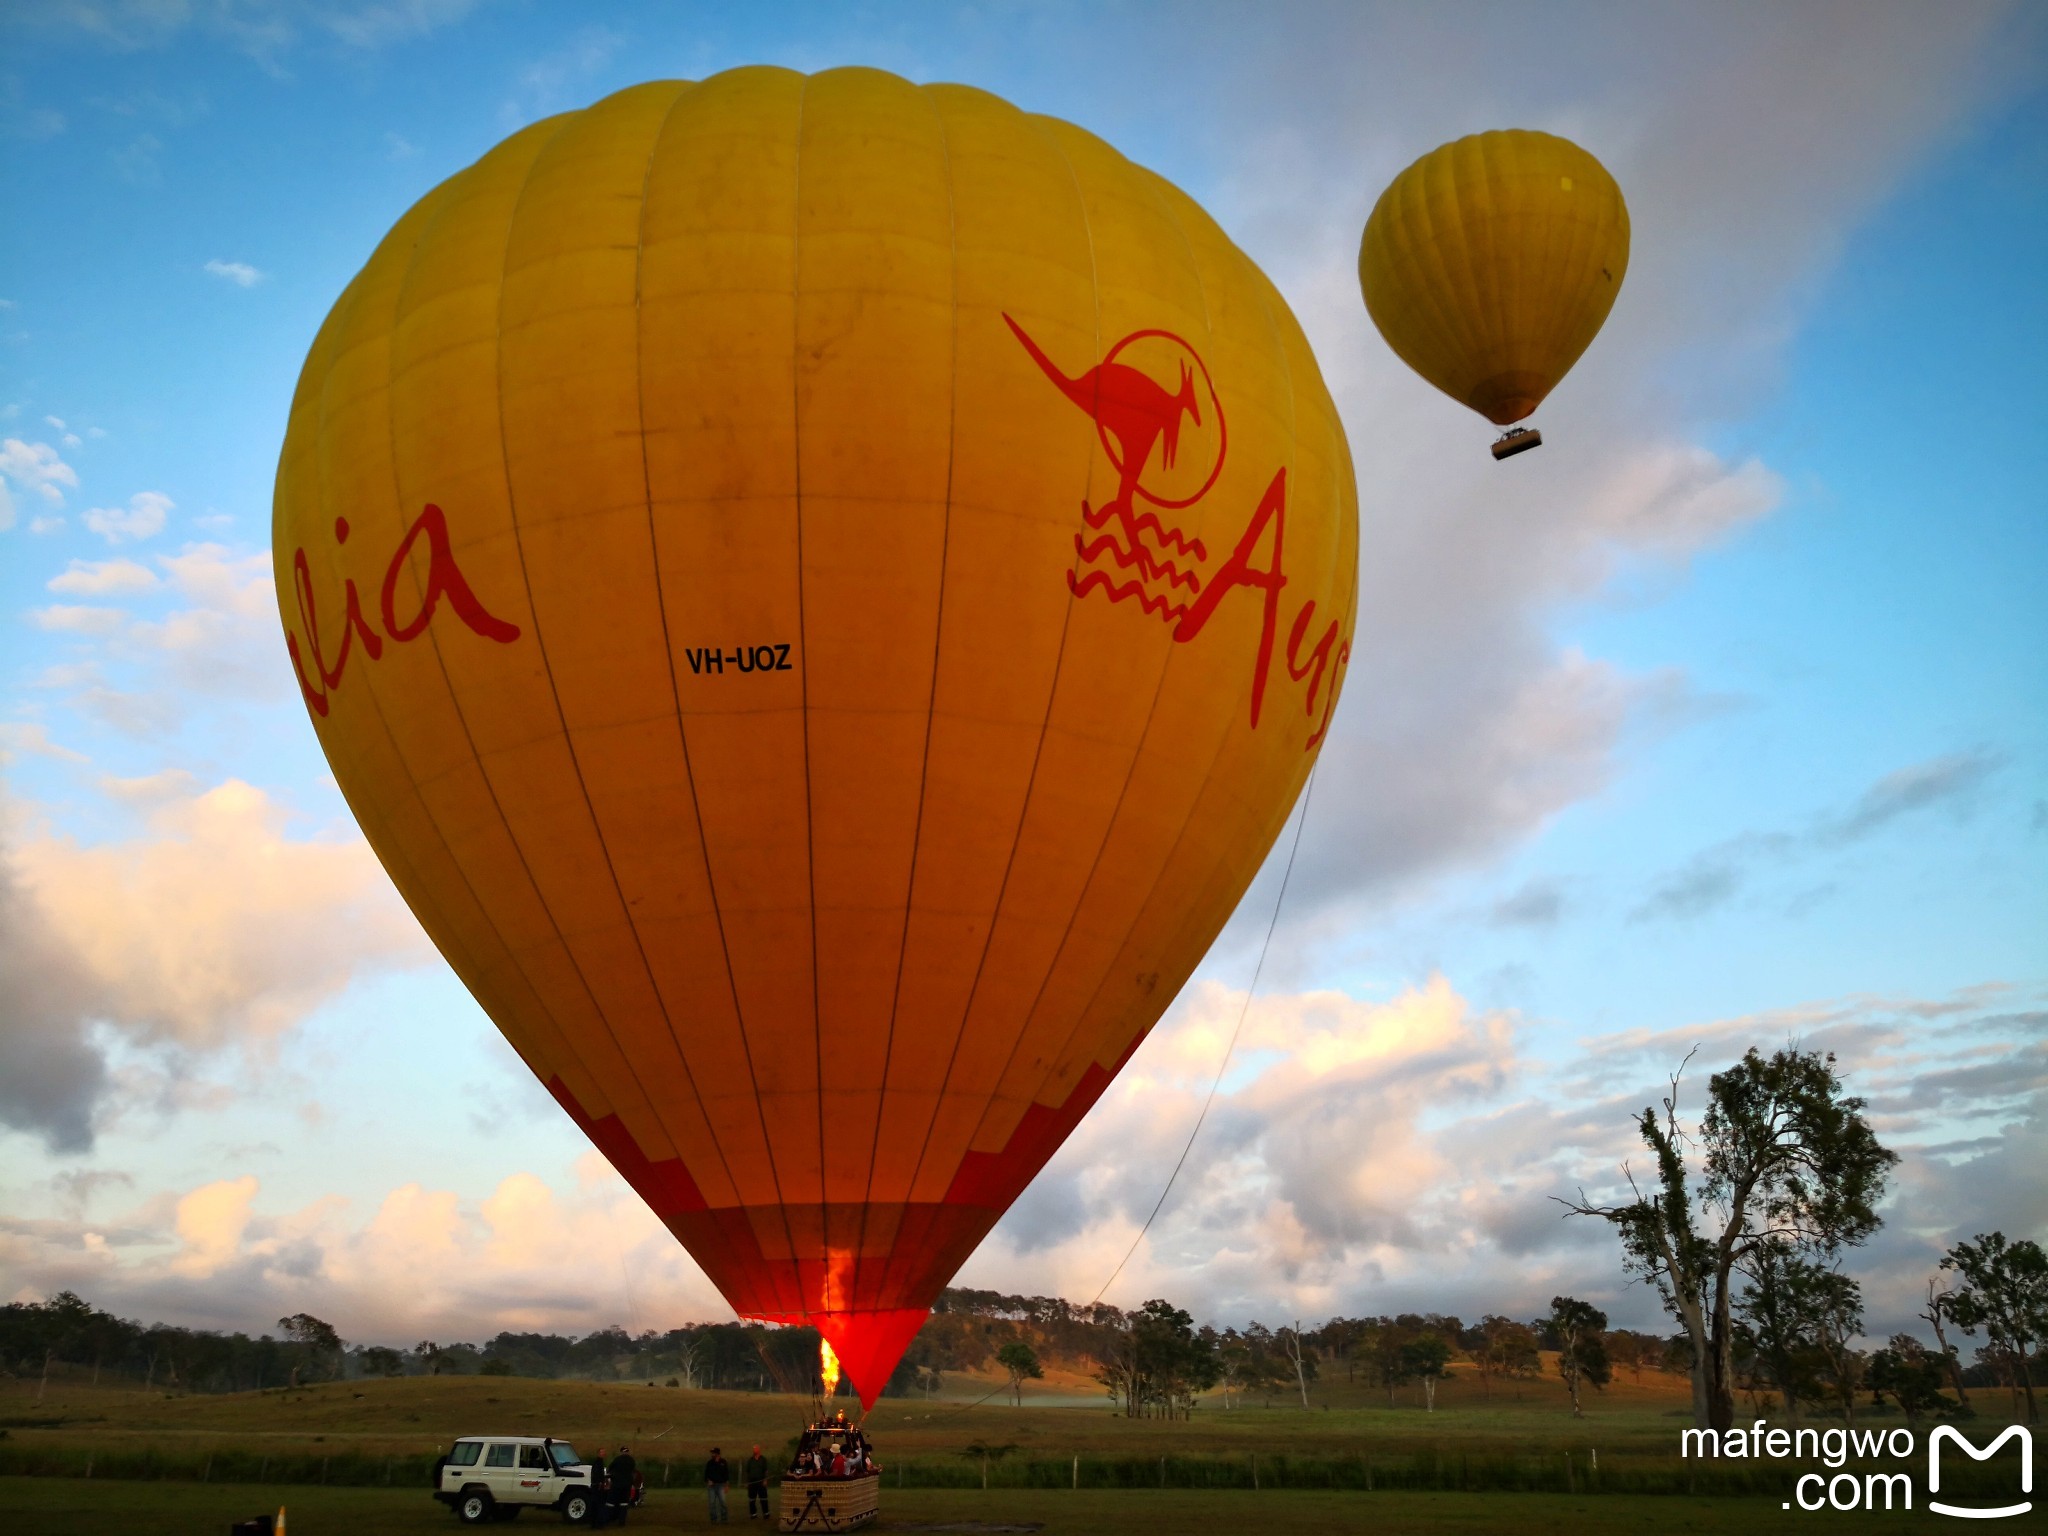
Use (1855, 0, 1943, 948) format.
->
(1, 1442, 2022, 1500)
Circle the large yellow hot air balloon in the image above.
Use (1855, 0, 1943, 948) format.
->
(1358, 129, 1628, 457)
(273, 66, 1355, 1405)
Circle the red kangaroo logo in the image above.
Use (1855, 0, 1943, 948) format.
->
(287, 504, 520, 718)
(1007, 315, 1348, 750)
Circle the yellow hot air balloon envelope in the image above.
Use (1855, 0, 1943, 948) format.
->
(1358, 129, 1628, 454)
(273, 66, 1356, 1405)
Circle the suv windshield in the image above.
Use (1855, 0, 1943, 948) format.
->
(548, 1444, 580, 1469)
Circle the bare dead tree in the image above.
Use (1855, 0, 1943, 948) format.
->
(1920, 1274, 1972, 1410)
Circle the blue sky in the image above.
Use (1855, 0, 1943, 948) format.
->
(2, 2, 2042, 1347)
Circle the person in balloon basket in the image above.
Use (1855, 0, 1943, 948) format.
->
(588, 1448, 611, 1528)
(743, 1444, 770, 1520)
(704, 1446, 731, 1524)
(607, 1444, 638, 1527)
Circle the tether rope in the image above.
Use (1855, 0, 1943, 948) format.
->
(1090, 761, 1319, 1306)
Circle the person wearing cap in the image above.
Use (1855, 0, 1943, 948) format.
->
(703, 1445, 731, 1524)
(607, 1445, 638, 1527)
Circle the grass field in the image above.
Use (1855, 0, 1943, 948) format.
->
(0, 1476, 2004, 1535)
(1, 1364, 2029, 1532)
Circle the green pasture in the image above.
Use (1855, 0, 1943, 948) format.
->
(1, 1370, 2029, 1532)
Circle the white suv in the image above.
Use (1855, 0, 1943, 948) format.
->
(435, 1436, 596, 1524)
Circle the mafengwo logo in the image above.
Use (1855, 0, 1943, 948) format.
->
(1680, 1420, 2033, 1517)
(1929, 1426, 2032, 1520)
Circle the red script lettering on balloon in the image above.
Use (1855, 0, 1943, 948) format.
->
(287, 502, 521, 718)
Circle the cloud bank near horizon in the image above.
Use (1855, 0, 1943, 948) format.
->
(3, 980, 2036, 1346)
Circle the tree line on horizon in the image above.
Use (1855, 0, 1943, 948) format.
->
(3, 1261, 2034, 1425)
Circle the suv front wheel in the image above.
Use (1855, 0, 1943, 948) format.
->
(559, 1491, 591, 1523)
(456, 1489, 494, 1525)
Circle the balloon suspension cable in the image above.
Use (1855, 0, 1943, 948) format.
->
(1090, 761, 1319, 1307)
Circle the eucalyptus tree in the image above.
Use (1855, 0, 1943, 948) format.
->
(1941, 1231, 2047, 1424)
(1561, 1046, 1896, 1431)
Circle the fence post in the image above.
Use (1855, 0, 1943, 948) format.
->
(1252, 1453, 1258, 1491)
(85, 1456, 93, 1480)
(1071, 1455, 1077, 1490)
(204, 1455, 212, 1483)
(1159, 1455, 1165, 1488)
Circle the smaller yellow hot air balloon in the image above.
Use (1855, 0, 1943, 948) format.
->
(1359, 129, 1628, 459)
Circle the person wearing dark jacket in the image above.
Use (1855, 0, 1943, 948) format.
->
(589, 1449, 611, 1529)
(743, 1445, 769, 1520)
(704, 1446, 731, 1525)
(607, 1446, 638, 1527)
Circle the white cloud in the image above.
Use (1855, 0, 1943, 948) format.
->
(171, 1176, 259, 1277)
(0, 1164, 726, 1344)
(31, 604, 128, 635)
(84, 489, 171, 543)
(13, 777, 431, 1052)
(47, 557, 159, 596)
(1, 438, 80, 529)
(40, 0, 479, 72)
(0, 776, 433, 1151)
(128, 541, 283, 698)
(0, 722, 89, 765)
(29, 516, 67, 535)
(26, 542, 286, 743)
(203, 259, 263, 288)
(500, 25, 623, 127)
(152, 541, 271, 621)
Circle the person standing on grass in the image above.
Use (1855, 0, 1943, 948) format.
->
(589, 1448, 611, 1529)
(704, 1445, 731, 1524)
(608, 1444, 638, 1527)
(743, 1444, 770, 1520)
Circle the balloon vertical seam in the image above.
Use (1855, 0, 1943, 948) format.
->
(853, 77, 966, 1305)
(786, 67, 823, 1297)
(363, 134, 620, 1130)
(481, 101, 715, 1172)
(958, 167, 1238, 1164)
(891, 109, 1105, 1218)
(790, 69, 839, 1277)
(624, 77, 765, 1231)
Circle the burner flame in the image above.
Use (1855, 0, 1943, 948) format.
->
(819, 1336, 841, 1397)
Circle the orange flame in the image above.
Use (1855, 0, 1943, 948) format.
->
(819, 1336, 841, 1397)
